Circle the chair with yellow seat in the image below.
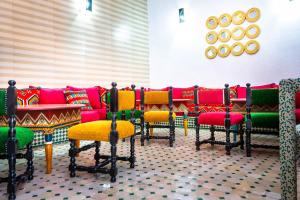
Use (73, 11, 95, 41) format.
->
(140, 87, 176, 147)
(68, 82, 136, 182)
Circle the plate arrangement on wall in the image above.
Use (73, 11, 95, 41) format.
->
(205, 7, 261, 59)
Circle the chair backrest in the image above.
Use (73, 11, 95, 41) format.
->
(0, 80, 16, 117)
(140, 87, 173, 110)
(246, 83, 279, 112)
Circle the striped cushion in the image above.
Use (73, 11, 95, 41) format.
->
(64, 90, 93, 111)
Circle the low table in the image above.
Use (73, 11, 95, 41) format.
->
(231, 98, 246, 113)
(0, 104, 83, 174)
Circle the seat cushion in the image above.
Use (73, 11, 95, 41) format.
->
(68, 120, 134, 141)
(107, 110, 142, 120)
(0, 127, 34, 153)
(250, 112, 279, 128)
(81, 109, 106, 123)
(198, 112, 244, 126)
(295, 109, 300, 124)
(144, 111, 176, 123)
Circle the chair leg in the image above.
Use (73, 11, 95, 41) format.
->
(94, 141, 100, 166)
(146, 123, 150, 141)
(110, 142, 118, 183)
(141, 121, 145, 146)
(210, 125, 215, 146)
(239, 124, 244, 150)
(26, 143, 34, 180)
(195, 124, 200, 151)
(69, 140, 77, 177)
(129, 136, 135, 168)
(225, 127, 231, 155)
(169, 123, 173, 147)
(246, 127, 251, 157)
(7, 144, 17, 200)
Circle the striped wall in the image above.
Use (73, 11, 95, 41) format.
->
(0, 0, 149, 88)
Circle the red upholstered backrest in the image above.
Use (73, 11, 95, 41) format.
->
(39, 88, 66, 104)
(296, 92, 300, 108)
(181, 86, 195, 99)
(198, 87, 224, 105)
(172, 88, 184, 99)
(237, 83, 279, 98)
(67, 86, 101, 109)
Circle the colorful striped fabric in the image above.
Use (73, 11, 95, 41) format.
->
(64, 90, 93, 111)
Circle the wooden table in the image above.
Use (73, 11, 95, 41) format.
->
(0, 104, 83, 174)
(231, 98, 246, 113)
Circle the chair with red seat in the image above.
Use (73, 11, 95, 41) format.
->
(195, 84, 244, 155)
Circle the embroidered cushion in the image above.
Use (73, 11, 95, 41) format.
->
(66, 86, 101, 109)
(64, 90, 93, 111)
(17, 88, 40, 106)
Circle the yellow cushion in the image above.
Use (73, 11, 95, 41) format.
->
(118, 91, 135, 111)
(68, 120, 134, 141)
(144, 111, 176, 122)
(144, 91, 169, 105)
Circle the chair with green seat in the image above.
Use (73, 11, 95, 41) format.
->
(68, 82, 136, 182)
(0, 80, 34, 200)
(245, 83, 279, 157)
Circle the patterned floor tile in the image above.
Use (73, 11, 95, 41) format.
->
(0, 128, 289, 200)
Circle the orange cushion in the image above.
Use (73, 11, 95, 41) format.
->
(198, 112, 244, 126)
(144, 111, 176, 122)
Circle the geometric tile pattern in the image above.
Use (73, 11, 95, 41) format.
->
(0, 128, 285, 200)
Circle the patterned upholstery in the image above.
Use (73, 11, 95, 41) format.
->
(279, 78, 300, 200)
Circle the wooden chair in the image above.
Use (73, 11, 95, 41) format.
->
(195, 84, 244, 155)
(0, 80, 34, 200)
(140, 87, 176, 147)
(68, 82, 136, 182)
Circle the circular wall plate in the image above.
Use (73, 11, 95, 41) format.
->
(232, 10, 246, 25)
(205, 46, 218, 59)
(245, 40, 260, 54)
(206, 31, 218, 44)
(246, 7, 261, 23)
(231, 26, 245, 41)
(246, 24, 261, 39)
(206, 16, 218, 30)
(231, 42, 244, 56)
(219, 13, 232, 27)
(218, 44, 231, 57)
(218, 29, 231, 43)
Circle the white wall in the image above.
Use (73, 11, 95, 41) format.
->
(148, 0, 300, 88)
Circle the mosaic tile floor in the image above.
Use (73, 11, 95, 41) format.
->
(0, 128, 294, 200)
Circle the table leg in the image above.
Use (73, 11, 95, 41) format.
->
(75, 140, 80, 157)
(44, 132, 53, 174)
(150, 123, 154, 136)
(183, 118, 188, 136)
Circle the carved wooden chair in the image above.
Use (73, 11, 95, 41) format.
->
(140, 87, 176, 147)
(0, 80, 34, 200)
(245, 83, 279, 157)
(68, 82, 136, 182)
(194, 84, 244, 155)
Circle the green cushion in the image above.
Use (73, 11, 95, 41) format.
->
(249, 112, 279, 128)
(107, 110, 141, 120)
(0, 127, 34, 153)
(0, 90, 7, 116)
(252, 89, 279, 106)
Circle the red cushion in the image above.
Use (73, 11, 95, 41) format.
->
(172, 88, 184, 99)
(181, 86, 195, 99)
(67, 86, 101, 109)
(17, 88, 40, 105)
(296, 92, 300, 108)
(39, 88, 66, 104)
(237, 83, 279, 98)
(81, 109, 107, 123)
(296, 109, 300, 124)
(199, 88, 223, 105)
(198, 112, 244, 126)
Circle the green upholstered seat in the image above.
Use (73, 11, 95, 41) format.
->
(0, 127, 34, 153)
(252, 89, 279, 106)
(0, 89, 7, 116)
(107, 110, 142, 120)
(249, 112, 279, 128)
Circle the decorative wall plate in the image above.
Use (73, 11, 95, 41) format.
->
(246, 7, 260, 23)
(219, 13, 232, 27)
(205, 46, 218, 59)
(206, 31, 218, 44)
(218, 44, 231, 57)
(231, 42, 244, 56)
(218, 29, 231, 42)
(245, 40, 260, 54)
(232, 10, 246, 25)
(246, 24, 261, 39)
(231, 26, 245, 41)
(206, 16, 218, 29)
